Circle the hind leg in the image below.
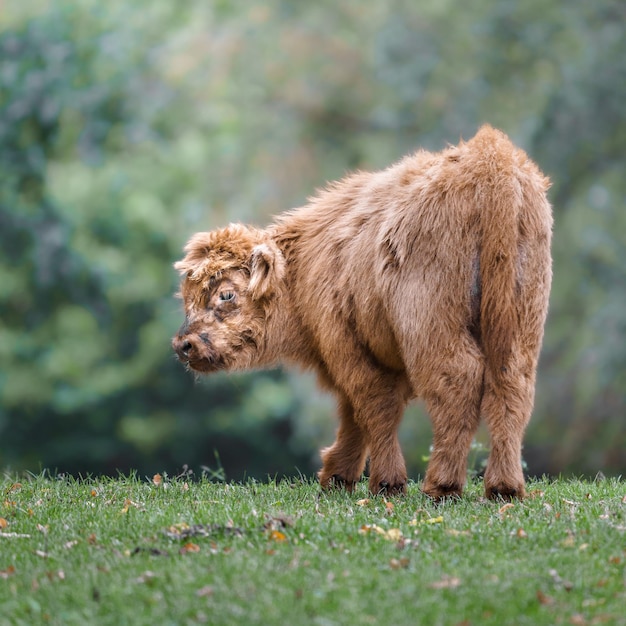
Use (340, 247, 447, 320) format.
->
(482, 237, 551, 500)
(482, 362, 535, 500)
(420, 344, 484, 499)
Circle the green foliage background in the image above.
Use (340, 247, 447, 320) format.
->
(1, 0, 624, 479)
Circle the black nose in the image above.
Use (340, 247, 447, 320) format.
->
(173, 336, 194, 360)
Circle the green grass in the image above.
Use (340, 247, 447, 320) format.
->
(1, 473, 625, 626)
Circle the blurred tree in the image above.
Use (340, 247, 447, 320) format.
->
(0, 1, 312, 479)
(0, 0, 624, 479)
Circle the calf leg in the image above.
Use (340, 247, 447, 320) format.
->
(318, 347, 409, 495)
(318, 394, 368, 492)
(420, 346, 484, 499)
(364, 392, 408, 495)
(481, 366, 534, 500)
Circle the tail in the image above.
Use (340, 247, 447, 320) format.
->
(471, 126, 523, 379)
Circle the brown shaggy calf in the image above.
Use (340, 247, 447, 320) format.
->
(172, 125, 552, 500)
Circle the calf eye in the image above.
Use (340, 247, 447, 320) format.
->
(219, 290, 235, 302)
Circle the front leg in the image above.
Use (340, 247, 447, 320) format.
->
(318, 395, 368, 492)
(365, 394, 408, 495)
(320, 376, 408, 496)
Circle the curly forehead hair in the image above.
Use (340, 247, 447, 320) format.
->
(174, 224, 266, 283)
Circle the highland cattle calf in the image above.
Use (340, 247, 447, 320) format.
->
(172, 125, 552, 499)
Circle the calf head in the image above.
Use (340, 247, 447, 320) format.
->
(172, 224, 285, 373)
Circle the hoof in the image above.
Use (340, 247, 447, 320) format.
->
(330, 474, 357, 492)
(371, 479, 407, 496)
(422, 482, 463, 501)
(319, 472, 358, 492)
(485, 484, 525, 501)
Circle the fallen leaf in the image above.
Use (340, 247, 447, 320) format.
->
(0, 518, 7, 529)
(386, 528, 403, 541)
(8, 483, 22, 492)
(0, 565, 16, 579)
(166, 522, 190, 536)
(196, 585, 213, 597)
(264, 514, 294, 530)
(165, 522, 244, 540)
(180, 542, 200, 554)
(90, 489, 98, 497)
(131, 547, 170, 557)
(87, 533, 98, 545)
(358, 524, 402, 541)
(152, 474, 163, 487)
(121, 499, 140, 514)
(389, 557, 410, 570)
(536, 589, 555, 605)
(499, 503, 515, 517)
(429, 576, 461, 589)
(356, 498, 370, 507)
(385, 501, 395, 513)
(135, 571, 157, 584)
(516, 528, 528, 538)
(269, 530, 287, 543)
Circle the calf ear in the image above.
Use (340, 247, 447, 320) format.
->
(248, 243, 285, 299)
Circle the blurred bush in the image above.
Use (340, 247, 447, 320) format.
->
(0, 0, 624, 479)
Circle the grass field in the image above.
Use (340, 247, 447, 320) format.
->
(1, 473, 625, 626)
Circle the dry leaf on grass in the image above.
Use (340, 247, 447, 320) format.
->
(120, 499, 141, 514)
(268, 530, 288, 543)
(536, 589, 555, 605)
(196, 585, 213, 597)
(498, 503, 515, 517)
(135, 571, 157, 584)
(358, 524, 403, 541)
(409, 516, 443, 527)
(0, 565, 16, 579)
(263, 514, 294, 530)
(131, 546, 170, 557)
(0, 518, 8, 529)
(164, 522, 244, 540)
(179, 542, 200, 554)
(428, 576, 461, 590)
